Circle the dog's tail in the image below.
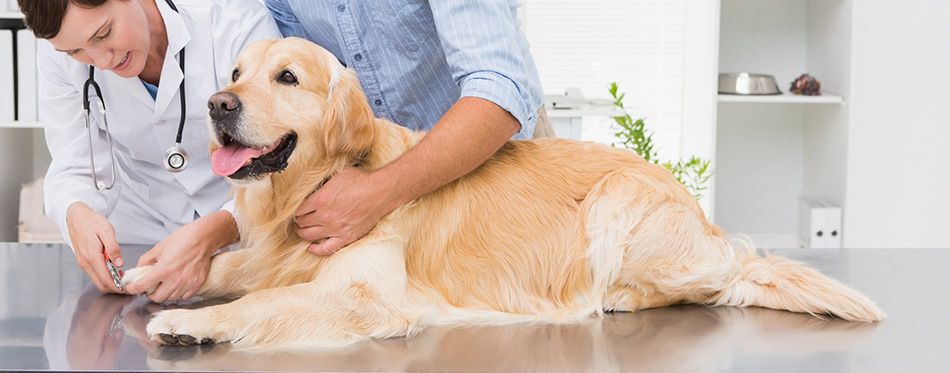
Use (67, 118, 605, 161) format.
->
(711, 245, 885, 322)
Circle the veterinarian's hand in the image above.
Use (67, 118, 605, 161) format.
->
(67, 202, 125, 294)
(124, 211, 238, 302)
(294, 166, 397, 255)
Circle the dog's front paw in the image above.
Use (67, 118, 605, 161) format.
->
(121, 265, 158, 295)
(147, 309, 221, 346)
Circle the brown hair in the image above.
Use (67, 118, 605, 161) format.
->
(17, 0, 109, 39)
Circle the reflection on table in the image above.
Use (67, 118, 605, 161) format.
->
(43, 284, 877, 371)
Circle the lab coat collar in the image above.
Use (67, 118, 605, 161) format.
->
(151, 0, 191, 123)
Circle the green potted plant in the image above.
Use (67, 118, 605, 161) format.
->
(609, 83, 712, 201)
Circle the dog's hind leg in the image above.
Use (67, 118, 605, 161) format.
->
(582, 166, 737, 313)
(603, 285, 679, 312)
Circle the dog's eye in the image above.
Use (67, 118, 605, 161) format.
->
(232, 68, 240, 83)
(277, 70, 298, 85)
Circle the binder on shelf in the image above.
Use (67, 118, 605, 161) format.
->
(16, 29, 37, 122)
(798, 195, 842, 249)
(1, 29, 14, 122)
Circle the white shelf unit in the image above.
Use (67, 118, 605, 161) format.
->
(714, 0, 850, 249)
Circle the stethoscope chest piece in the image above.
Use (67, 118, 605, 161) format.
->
(164, 144, 189, 172)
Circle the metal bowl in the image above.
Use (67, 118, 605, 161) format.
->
(718, 73, 781, 95)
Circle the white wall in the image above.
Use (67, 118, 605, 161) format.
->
(681, 0, 721, 218)
(846, 0, 950, 248)
(803, 0, 852, 210)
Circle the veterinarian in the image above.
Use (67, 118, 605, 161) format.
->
(20, 0, 281, 301)
(266, 0, 553, 256)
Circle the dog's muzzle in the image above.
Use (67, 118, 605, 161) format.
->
(211, 131, 297, 180)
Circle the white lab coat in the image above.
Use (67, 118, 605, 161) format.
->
(37, 0, 281, 246)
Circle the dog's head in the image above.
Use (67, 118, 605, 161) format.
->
(207, 37, 377, 186)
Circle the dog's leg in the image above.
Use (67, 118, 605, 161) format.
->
(583, 167, 737, 313)
(193, 249, 255, 298)
(121, 249, 255, 299)
(586, 167, 884, 322)
(146, 231, 422, 350)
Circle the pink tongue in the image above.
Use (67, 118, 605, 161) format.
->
(211, 142, 262, 176)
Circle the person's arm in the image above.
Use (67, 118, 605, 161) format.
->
(294, 97, 518, 255)
(37, 40, 125, 293)
(293, 0, 541, 255)
(122, 210, 239, 301)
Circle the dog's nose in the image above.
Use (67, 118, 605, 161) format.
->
(208, 92, 242, 121)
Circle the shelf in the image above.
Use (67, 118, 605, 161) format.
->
(717, 92, 843, 104)
(546, 104, 625, 118)
(0, 121, 43, 129)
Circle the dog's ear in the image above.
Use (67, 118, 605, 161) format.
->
(322, 68, 377, 158)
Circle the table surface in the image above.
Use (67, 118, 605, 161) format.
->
(1, 243, 948, 372)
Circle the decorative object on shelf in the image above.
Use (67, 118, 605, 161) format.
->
(718, 73, 781, 95)
(790, 73, 821, 96)
(609, 83, 712, 201)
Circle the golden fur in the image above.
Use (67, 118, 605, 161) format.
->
(123, 37, 884, 351)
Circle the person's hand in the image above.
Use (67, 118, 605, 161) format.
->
(123, 212, 237, 302)
(294, 166, 397, 255)
(67, 202, 125, 294)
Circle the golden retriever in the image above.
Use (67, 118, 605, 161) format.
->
(123, 37, 883, 351)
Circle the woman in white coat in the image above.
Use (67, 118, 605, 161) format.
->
(18, 0, 281, 302)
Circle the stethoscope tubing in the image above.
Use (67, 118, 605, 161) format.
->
(84, 66, 118, 191)
(82, 0, 187, 190)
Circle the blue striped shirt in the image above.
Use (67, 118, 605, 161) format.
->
(265, 0, 544, 139)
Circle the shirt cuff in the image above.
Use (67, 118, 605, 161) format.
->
(49, 198, 83, 251)
(459, 71, 538, 140)
(218, 199, 238, 221)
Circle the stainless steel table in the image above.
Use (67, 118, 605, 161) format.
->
(1, 242, 948, 372)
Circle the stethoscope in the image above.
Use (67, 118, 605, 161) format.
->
(83, 0, 187, 191)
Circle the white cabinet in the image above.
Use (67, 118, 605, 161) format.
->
(715, 0, 950, 249)
(714, 0, 851, 248)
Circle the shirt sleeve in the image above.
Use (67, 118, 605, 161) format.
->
(428, 0, 543, 139)
(214, 1, 284, 77)
(265, 0, 309, 39)
(218, 198, 236, 218)
(37, 41, 122, 245)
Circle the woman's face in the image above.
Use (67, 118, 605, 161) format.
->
(48, 0, 151, 79)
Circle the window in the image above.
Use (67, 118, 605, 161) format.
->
(524, 0, 688, 161)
